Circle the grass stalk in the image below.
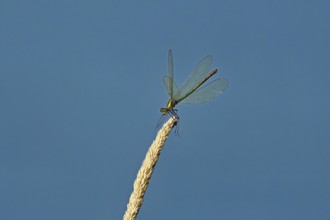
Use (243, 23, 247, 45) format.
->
(123, 117, 177, 220)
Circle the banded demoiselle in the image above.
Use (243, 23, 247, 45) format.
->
(160, 50, 228, 120)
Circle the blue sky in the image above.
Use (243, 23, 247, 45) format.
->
(1, 0, 329, 219)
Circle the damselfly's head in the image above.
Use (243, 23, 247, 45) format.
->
(160, 107, 169, 115)
(160, 99, 178, 115)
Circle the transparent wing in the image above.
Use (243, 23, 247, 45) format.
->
(176, 55, 212, 100)
(167, 50, 174, 99)
(182, 78, 229, 104)
(163, 76, 180, 99)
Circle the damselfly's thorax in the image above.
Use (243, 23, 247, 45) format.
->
(166, 99, 178, 109)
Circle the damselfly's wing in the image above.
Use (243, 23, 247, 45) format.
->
(163, 76, 180, 99)
(182, 78, 229, 104)
(165, 50, 174, 99)
(163, 50, 181, 99)
(175, 55, 213, 100)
